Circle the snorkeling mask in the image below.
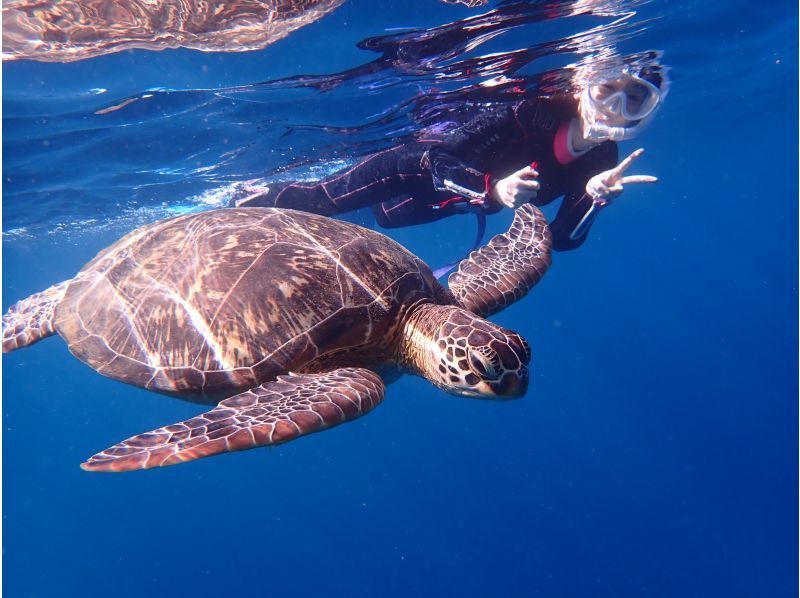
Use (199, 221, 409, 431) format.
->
(579, 65, 670, 142)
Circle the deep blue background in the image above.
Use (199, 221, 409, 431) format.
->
(3, 1, 797, 596)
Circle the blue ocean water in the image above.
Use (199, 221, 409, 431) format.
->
(2, 0, 797, 596)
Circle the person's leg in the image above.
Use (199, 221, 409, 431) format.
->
(373, 195, 451, 228)
(232, 145, 431, 216)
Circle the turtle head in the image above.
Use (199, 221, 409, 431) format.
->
(402, 305, 530, 399)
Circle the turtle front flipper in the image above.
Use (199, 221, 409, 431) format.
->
(81, 368, 386, 472)
(2, 281, 69, 353)
(448, 204, 552, 317)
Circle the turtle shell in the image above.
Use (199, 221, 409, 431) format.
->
(54, 208, 450, 397)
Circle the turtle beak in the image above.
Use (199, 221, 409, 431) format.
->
(466, 365, 528, 399)
(488, 367, 528, 398)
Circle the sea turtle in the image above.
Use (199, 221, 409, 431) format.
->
(2, 206, 551, 472)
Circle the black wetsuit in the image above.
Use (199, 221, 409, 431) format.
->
(235, 95, 618, 251)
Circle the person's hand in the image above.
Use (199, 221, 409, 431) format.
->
(492, 164, 540, 209)
(585, 148, 657, 206)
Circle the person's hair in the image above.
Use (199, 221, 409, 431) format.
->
(637, 65, 665, 89)
(541, 93, 580, 119)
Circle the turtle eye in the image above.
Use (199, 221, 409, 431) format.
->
(469, 348, 500, 380)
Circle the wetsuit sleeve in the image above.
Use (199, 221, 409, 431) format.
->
(548, 191, 597, 251)
(549, 142, 619, 251)
(427, 105, 520, 200)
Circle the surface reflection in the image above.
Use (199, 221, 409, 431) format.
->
(3, 0, 345, 62)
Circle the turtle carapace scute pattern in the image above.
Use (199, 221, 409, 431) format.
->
(3, 205, 552, 472)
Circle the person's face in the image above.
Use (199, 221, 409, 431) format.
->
(588, 76, 657, 125)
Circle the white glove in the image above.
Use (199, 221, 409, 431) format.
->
(585, 148, 658, 206)
(492, 164, 540, 209)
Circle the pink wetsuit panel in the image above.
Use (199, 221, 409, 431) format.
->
(553, 121, 577, 166)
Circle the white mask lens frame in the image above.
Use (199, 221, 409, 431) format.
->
(589, 76, 661, 121)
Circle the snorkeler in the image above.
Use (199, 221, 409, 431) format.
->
(232, 61, 670, 251)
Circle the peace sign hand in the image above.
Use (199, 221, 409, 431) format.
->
(585, 148, 658, 206)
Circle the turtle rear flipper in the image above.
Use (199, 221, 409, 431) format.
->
(2, 281, 69, 353)
(81, 368, 386, 472)
(448, 204, 552, 317)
